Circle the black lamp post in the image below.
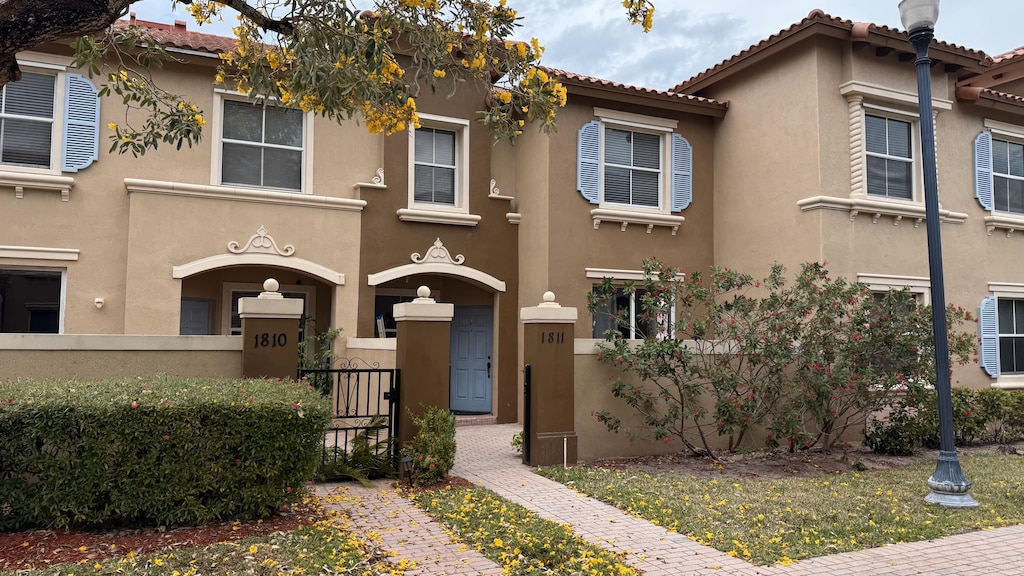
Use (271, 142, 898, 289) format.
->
(898, 0, 977, 507)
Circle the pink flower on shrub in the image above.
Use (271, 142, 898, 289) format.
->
(235, 459, 242, 465)
(163, 435, 170, 440)
(130, 401, 139, 409)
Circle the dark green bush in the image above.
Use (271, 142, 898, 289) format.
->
(0, 377, 329, 530)
(402, 405, 456, 487)
(865, 387, 1024, 455)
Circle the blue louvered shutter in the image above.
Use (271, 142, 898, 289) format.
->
(577, 121, 600, 204)
(979, 296, 999, 378)
(671, 133, 692, 212)
(975, 131, 994, 211)
(62, 73, 99, 172)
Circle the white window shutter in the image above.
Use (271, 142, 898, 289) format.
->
(671, 133, 692, 212)
(62, 73, 100, 172)
(577, 121, 600, 204)
(979, 296, 999, 378)
(974, 131, 994, 211)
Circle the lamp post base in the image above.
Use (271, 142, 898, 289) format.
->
(924, 450, 979, 508)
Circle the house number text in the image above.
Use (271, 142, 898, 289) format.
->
(540, 331, 565, 344)
(253, 332, 288, 348)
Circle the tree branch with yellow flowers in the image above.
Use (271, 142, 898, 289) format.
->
(2, 0, 656, 154)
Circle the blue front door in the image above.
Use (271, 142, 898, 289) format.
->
(450, 306, 492, 413)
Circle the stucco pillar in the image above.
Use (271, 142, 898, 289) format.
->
(521, 291, 577, 466)
(239, 278, 303, 379)
(394, 285, 454, 445)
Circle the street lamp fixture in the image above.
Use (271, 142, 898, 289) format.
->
(897, 0, 978, 507)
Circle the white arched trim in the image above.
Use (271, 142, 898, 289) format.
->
(367, 262, 506, 292)
(172, 253, 345, 285)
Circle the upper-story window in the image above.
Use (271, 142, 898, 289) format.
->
(577, 109, 691, 212)
(973, 121, 1024, 235)
(992, 138, 1024, 214)
(413, 126, 457, 206)
(1, 72, 56, 169)
(0, 62, 98, 175)
(396, 114, 479, 226)
(865, 114, 913, 200)
(219, 98, 304, 191)
(604, 127, 662, 207)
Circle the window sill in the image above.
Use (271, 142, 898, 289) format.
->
(797, 195, 968, 225)
(0, 170, 75, 202)
(396, 208, 481, 226)
(991, 375, 1024, 390)
(591, 208, 685, 235)
(984, 213, 1024, 237)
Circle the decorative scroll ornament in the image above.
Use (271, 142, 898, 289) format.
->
(411, 238, 465, 265)
(228, 225, 295, 256)
(372, 168, 385, 186)
(489, 179, 501, 196)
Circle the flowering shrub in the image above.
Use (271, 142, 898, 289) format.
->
(0, 377, 329, 530)
(589, 260, 975, 457)
(402, 405, 456, 486)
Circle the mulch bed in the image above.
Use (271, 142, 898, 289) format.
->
(0, 509, 305, 572)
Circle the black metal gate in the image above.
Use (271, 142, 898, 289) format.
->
(523, 364, 531, 463)
(299, 360, 401, 470)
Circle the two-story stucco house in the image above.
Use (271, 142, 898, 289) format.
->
(4, 10, 1024, 442)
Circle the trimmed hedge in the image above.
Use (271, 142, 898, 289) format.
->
(0, 377, 329, 530)
(865, 387, 1024, 455)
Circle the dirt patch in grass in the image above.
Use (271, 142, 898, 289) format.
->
(588, 443, 1020, 479)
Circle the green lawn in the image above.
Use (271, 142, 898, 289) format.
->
(538, 453, 1024, 566)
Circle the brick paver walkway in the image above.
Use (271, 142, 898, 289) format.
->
(319, 422, 1024, 575)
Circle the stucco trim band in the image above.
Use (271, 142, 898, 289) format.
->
(797, 196, 968, 225)
(173, 253, 346, 285)
(0, 334, 241, 351)
(124, 178, 367, 212)
(393, 301, 455, 322)
(367, 262, 506, 292)
(0, 245, 79, 261)
(346, 338, 397, 350)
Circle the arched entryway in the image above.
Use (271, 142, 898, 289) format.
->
(367, 239, 508, 416)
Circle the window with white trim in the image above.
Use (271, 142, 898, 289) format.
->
(397, 114, 478, 226)
(0, 61, 98, 175)
(219, 98, 305, 191)
(997, 298, 1024, 374)
(975, 122, 1024, 228)
(979, 284, 1024, 381)
(591, 286, 655, 339)
(0, 268, 65, 333)
(414, 126, 457, 206)
(865, 114, 913, 200)
(577, 108, 692, 214)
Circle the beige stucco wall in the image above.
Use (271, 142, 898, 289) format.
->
(2, 46, 370, 341)
(697, 34, 1024, 391)
(0, 334, 241, 380)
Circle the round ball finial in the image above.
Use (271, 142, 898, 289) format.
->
(417, 285, 431, 298)
(263, 278, 280, 292)
(542, 291, 556, 303)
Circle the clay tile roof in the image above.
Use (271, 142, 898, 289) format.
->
(542, 66, 726, 109)
(115, 15, 236, 55)
(981, 87, 1024, 105)
(674, 9, 989, 93)
(992, 46, 1024, 65)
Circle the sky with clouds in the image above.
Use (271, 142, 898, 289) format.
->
(130, 1, 1024, 90)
